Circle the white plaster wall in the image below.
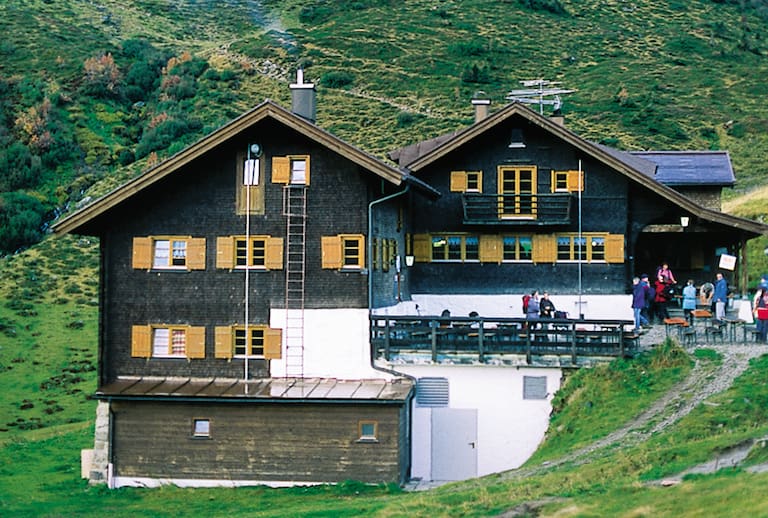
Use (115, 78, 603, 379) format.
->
(270, 308, 395, 379)
(395, 364, 562, 480)
(375, 294, 634, 321)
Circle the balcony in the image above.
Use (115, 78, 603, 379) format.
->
(461, 193, 573, 225)
(371, 315, 637, 367)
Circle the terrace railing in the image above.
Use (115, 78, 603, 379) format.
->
(370, 315, 637, 366)
(462, 193, 572, 225)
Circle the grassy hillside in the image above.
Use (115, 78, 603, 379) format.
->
(1, 0, 768, 256)
(2, 0, 768, 515)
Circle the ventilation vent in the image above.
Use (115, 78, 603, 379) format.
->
(416, 377, 449, 407)
(523, 376, 548, 400)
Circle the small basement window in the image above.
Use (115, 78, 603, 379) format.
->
(192, 418, 211, 438)
(357, 420, 379, 442)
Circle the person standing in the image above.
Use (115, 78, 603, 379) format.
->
(654, 274, 671, 323)
(631, 277, 649, 333)
(753, 287, 768, 342)
(526, 290, 540, 322)
(682, 279, 697, 325)
(713, 272, 728, 322)
(640, 274, 653, 325)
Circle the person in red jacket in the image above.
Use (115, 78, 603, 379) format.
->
(654, 273, 672, 323)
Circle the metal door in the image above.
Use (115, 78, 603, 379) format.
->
(431, 408, 478, 481)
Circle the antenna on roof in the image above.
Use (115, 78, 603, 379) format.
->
(506, 79, 575, 115)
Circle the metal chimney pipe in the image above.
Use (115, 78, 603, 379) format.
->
(290, 68, 316, 123)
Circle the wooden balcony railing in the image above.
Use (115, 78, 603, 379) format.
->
(461, 193, 573, 225)
(370, 315, 637, 366)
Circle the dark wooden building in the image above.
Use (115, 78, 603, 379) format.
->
(55, 79, 767, 486)
(54, 80, 429, 486)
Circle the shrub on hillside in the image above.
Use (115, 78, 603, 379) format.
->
(319, 71, 355, 89)
(518, 0, 568, 15)
(0, 192, 48, 255)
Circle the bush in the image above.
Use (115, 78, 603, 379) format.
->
(448, 39, 487, 57)
(396, 111, 423, 128)
(518, 0, 568, 15)
(0, 191, 48, 254)
(319, 71, 355, 89)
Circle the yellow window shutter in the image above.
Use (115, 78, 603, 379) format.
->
(265, 237, 284, 270)
(605, 234, 625, 263)
(412, 234, 431, 262)
(532, 234, 556, 264)
(214, 326, 233, 359)
(450, 171, 467, 192)
(271, 156, 290, 184)
(131, 325, 151, 358)
(321, 235, 342, 269)
(264, 328, 283, 360)
(186, 326, 206, 359)
(567, 170, 584, 192)
(132, 237, 152, 269)
(479, 235, 502, 263)
(216, 236, 235, 269)
(187, 238, 206, 270)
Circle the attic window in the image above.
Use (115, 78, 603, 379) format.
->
(508, 128, 525, 149)
(290, 157, 307, 184)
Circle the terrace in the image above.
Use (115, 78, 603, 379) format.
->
(371, 315, 637, 368)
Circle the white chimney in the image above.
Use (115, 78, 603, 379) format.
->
(290, 68, 316, 123)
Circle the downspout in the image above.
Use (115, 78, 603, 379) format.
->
(367, 183, 416, 380)
(368, 183, 416, 482)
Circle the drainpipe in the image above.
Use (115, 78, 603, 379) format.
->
(367, 184, 415, 381)
(368, 184, 410, 312)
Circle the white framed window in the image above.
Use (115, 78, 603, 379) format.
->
(431, 235, 479, 262)
(132, 236, 205, 270)
(192, 418, 211, 438)
(556, 234, 608, 263)
(234, 326, 266, 356)
(152, 327, 187, 358)
(357, 420, 379, 442)
(502, 235, 533, 262)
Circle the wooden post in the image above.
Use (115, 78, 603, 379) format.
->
(431, 322, 437, 362)
(571, 324, 577, 364)
(384, 318, 391, 361)
(525, 327, 532, 364)
(478, 322, 485, 362)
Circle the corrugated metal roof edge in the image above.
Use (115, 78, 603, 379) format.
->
(95, 376, 414, 403)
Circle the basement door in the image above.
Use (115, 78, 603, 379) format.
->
(431, 408, 478, 481)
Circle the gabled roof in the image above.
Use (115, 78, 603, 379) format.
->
(54, 100, 427, 234)
(630, 150, 735, 186)
(393, 102, 767, 236)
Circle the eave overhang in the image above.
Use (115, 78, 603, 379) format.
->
(96, 376, 414, 404)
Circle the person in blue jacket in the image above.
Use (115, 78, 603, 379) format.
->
(682, 279, 697, 325)
(713, 272, 728, 322)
